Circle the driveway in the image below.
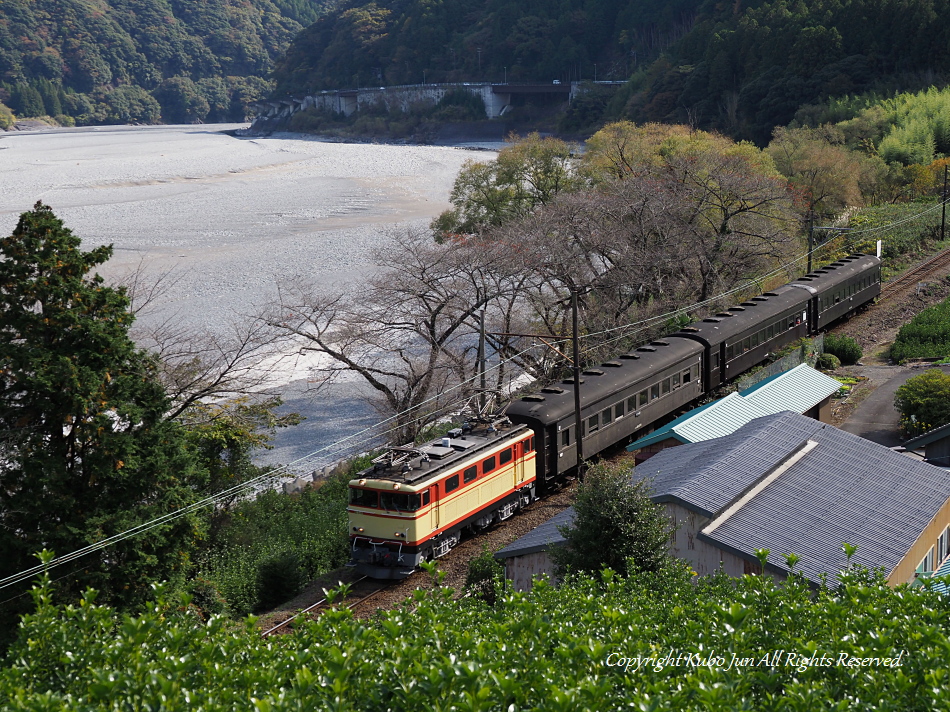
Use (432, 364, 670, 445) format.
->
(840, 364, 950, 447)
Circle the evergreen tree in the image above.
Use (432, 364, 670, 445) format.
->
(0, 203, 205, 615)
(551, 459, 673, 577)
(10, 83, 44, 117)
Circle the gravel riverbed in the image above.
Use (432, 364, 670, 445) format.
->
(1, 124, 495, 467)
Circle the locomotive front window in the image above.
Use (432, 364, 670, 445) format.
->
(379, 492, 423, 512)
(349, 488, 379, 508)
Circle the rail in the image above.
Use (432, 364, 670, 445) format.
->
(260, 576, 390, 637)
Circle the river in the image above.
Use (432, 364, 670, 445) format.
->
(0, 123, 495, 474)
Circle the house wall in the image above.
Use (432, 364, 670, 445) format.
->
(803, 396, 833, 423)
(662, 502, 785, 580)
(889, 494, 950, 585)
(502, 551, 557, 592)
(925, 438, 950, 467)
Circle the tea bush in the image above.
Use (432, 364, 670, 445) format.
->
(823, 334, 862, 365)
(5, 559, 950, 711)
(891, 298, 950, 362)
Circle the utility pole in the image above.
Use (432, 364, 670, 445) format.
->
(478, 307, 487, 414)
(571, 287, 585, 480)
(941, 165, 948, 243)
(807, 211, 814, 274)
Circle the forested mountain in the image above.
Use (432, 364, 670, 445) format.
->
(273, 0, 950, 144)
(0, 0, 330, 125)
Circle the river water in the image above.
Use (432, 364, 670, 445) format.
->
(0, 123, 494, 473)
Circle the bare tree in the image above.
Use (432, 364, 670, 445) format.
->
(266, 230, 528, 442)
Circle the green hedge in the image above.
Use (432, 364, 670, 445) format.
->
(891, 298, 950, 362)
(6, 560, 950, 710)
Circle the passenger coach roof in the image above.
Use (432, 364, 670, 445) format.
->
(507, 338, 702, 424)
(669, 284, 809, 348)
(788, 253, 881, 296)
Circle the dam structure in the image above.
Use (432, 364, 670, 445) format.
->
(251, 81, 622, 125)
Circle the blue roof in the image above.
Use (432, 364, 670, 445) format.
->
(904, 420, 950, 449)
(628, 365, 841, 452)
(495, 507, 573, 559)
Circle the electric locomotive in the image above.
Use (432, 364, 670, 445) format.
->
(347, 415, 536, 579)
(351, 253, 882, 578)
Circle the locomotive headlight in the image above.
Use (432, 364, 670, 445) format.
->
(358, 479, 366, 485)
(393, 483, 401, 490)
(394, 531, 406, 538)
(353, 526, 364, 533)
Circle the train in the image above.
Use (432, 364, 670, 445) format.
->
(347, 253, 881, 579)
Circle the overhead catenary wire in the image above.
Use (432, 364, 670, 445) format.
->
(4, 198, 937, 593)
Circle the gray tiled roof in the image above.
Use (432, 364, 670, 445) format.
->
(646, 411, 950, 585)
(495, 506, 573, 559)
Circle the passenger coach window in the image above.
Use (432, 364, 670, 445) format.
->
(463, 465, 477, 483)
(349, 488, 379, 508)
(651, 384, 660, 400)
(672, 373, 681, 388)
(499, 448, 512, 465)
(638, 390, 648, 407)
(445, 474, 459, 493)
(482, 456, 496, 474)
(682, 369, 691, 383)
(627, 396, 637, 412)
(615, 401, 625, 417)
(561, 429, 571, 448)
(661, 378, 671, 395)
(588, 415, 600, 433)
(602, 407, 613, 425)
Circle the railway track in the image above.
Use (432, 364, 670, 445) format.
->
(260, 576, 391, 637)
(881, 246, 950, 296)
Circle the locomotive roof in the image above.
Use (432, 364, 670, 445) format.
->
(350, 418, 530, 489)
(787, 253, 881, 296)
(506, 337, 703, 424)
(668, 284, 810, 348)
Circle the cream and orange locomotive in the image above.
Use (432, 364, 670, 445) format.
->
(347, 416, 536, 579)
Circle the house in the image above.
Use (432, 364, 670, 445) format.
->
(627, 364, 841, 462)
(903, 421, 950, 468)
(498, 411, 950, 590)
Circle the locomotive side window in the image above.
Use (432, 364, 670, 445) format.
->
(445, 474, 459, 493)
(349, 488, 379, 508)
(483, 456, 496, 474)
(527, 436, 534, 452)
(499, 448, 513, 465)
(422, 490, 430, 506)
(463, 465, 477, 483)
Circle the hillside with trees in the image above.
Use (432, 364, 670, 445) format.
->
(0, 0, 330, 126)
(272, 0, 950, 144)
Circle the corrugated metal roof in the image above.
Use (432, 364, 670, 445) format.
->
(627, 393, 770, 452)
(495, 507, 573, 559)
(645, 411, 950, 586)
(740, 363, 842, 415)
(904, 420, 950, 449)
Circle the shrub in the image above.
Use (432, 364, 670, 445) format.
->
(816, 353, 841, 370)
(256, 551, 307, 611)
(464, 545, 504, 605)
(891, 298, 950, 362)
(823, 334, 862, 364)
(895, 369, 950, 436)
(551, 459, 672, 577)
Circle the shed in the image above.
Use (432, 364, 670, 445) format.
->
(646, 411, 950, 587)
(494, 507, 573, 591)
(904, 421, 950, 468)
(738, 363, 841, 421)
